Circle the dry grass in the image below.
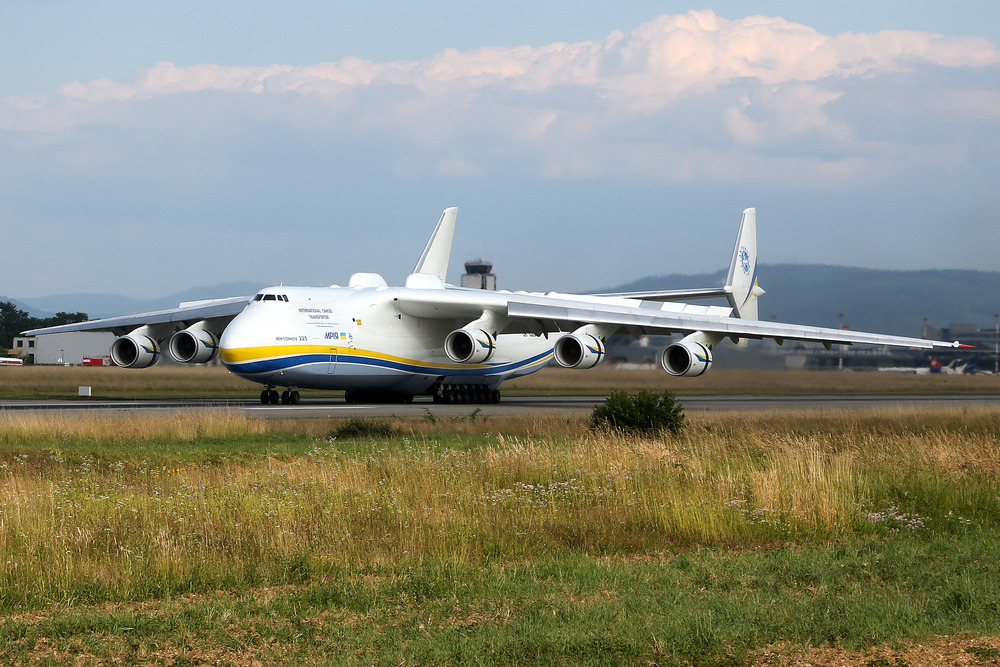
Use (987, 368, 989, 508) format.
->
(0, 364, 247, 396)
(0, 409, 269, 444)
(0, 405, 998, 610)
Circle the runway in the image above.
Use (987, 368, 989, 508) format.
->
(2, 394, 999, 418)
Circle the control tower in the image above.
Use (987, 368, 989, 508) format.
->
(461, 259, 496, 290)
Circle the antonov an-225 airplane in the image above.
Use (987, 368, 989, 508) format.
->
(24, 207, 966, 405)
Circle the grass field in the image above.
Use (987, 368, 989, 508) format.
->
(1, 406, 1000, 664)
(1, 363, 999, 400)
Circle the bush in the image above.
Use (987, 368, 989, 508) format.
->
(589, 390, 685, 436)
(330, 418, 399, 440)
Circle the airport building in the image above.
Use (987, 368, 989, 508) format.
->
(461, 259, 496, 290)
(11, 331, 115, 365)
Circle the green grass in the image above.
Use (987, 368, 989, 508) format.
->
(2, 407, 1000, 664)
(2, 536, 999, 665)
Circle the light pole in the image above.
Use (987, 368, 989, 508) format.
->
(994, 313, 998, 375)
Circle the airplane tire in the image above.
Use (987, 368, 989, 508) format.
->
(260, 390, 270, 405)
(491, 389, 501, 404)
(291, 391, 301, 405)
(269, 390, 280, 404)
(281, 390, 291, 405)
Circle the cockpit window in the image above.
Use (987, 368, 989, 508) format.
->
(254, 293, 288, 302)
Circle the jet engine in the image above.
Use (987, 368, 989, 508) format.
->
(168, 325, 219, 364)
(553, 333, 605, 370)
(660, 335, 713, 377)
(444, 328, 496, 363)
(110, 332, 160, 368)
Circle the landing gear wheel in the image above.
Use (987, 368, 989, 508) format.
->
(260, 390, 270, 405)
(290, 391, 301, 405)
(281, 390, 291, 405)
(490, 389, 501, 404)
(268, 390, 280, 404)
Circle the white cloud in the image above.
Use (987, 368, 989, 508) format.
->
(1, 10, 997, 187)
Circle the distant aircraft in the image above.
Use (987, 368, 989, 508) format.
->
(23, 207, 967, 405)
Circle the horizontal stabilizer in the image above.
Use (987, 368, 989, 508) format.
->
(595, 287, 729, 302)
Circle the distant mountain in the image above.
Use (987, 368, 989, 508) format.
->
(600, 265, 1000, 337)
(14, 281, 263, 320)
(11, 268, 997, 338)
(0, 295, 52, 319)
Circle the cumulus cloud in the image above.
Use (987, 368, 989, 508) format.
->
(1, 9, 997, 185)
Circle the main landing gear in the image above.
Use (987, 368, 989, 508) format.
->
(433, 384, 501, 405)
(260, 387, 301, 405)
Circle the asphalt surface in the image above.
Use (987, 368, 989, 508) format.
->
(2, 394, 999, 418)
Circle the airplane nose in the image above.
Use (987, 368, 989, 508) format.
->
(219, 310, 265, 369)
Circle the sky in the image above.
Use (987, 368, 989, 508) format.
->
(2, 1, 999, 299)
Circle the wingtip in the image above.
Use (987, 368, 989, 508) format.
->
(955, 342, 976, 349)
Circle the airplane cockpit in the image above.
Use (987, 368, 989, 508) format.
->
(253, 293, 289, 302)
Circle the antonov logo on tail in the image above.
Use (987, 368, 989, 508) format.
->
(23, 206, 967, 406)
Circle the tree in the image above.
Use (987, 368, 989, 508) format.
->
(0, 301, 89, 351)
(0, 301, 33, 350)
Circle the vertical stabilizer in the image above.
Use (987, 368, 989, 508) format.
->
(724, 208, 764, 320)
(412, 207, 458, 282)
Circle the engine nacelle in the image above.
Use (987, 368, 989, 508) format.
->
(660, 337, 713, 377)
(553, 333, 605, 369)
(110, 334, 160, 369)
(444, 328, 496, 363)
(168, 326, 219, 364)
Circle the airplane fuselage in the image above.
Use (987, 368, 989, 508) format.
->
(219, 285, 554, 396)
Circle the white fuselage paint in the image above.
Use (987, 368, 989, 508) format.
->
(219, 286, 555, 394)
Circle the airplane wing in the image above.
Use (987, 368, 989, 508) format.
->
(501, 292, 960, 349)
(393, 287, 963, 351)
(394, 205, 962, 352)
(20, 296, 251, 337)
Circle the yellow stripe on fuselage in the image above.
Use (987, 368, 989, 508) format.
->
(220, 344, 496, 371)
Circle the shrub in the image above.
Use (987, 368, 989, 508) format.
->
(589, 390, 685, 436)
(330, 418, 399, 440)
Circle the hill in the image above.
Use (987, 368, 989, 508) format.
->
(600, 265, 1000, 337)
(13, 281, 263, 320)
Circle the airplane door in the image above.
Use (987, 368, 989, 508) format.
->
(328, 347, 337, 374)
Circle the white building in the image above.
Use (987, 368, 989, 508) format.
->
(12, 332, 116, 365)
